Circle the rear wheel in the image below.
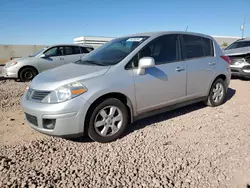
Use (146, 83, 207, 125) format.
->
(87, 98, 128, 143)
(19, 67, 37, 82)
(206, 78, 226, 107)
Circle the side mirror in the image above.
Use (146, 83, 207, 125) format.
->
(40, 54, 46, 58)
(137, 57, 155, 75)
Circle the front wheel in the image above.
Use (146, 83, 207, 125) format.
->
(19, 67, 37, 82)
(87, 98, 129, 143)
(206, 78, 227, 107)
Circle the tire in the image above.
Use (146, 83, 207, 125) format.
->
(87, 98, 129, 143)
(19, 67, 37, 82)
(206, 78, 226, 107)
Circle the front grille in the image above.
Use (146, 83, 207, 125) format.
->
(30, 90, 50, 101)
(231, 69, 239, 73)
(25, 113, 38, 126)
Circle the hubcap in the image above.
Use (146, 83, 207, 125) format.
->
(94, 106, 123, 137)
(212, 83, 224, 103)
(24, 71, 33, 80)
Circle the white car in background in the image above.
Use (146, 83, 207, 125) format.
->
(223, 38, 250, 78)
(2, 44, 94, 81)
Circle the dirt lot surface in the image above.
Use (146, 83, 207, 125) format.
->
(0, 75, 250, 187)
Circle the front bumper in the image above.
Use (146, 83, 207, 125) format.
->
(2, 66, 18, 78)
(230, 65, 250, 78)
(20, 94, 91, 137)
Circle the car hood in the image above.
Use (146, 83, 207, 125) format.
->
(224, 47, 250, 56)
(30, 63, 110, 91)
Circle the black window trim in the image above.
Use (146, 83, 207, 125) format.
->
(179, 34, 215, 61)
(125, 34, 182, 70)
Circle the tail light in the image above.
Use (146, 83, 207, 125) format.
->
(220, 56, 231, 65)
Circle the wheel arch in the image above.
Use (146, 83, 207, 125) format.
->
(18, 65, 39, 79)
(207, 74, 227, 95)
(84, 92, 134, 134)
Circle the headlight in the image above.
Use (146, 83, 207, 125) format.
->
(42, 82, 87, 104)
(11, 62, 18, 66)
(6, 62, 18, 67)
(26, 87, 32, 99)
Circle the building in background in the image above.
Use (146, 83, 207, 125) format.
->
(74, 35, 242, 49)
(73, 36, 114, 49)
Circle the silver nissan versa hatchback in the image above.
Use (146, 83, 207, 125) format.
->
(21, 31, 231, 143)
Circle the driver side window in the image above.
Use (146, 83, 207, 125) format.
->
(126, 34, 179, 69)
(44, 47, 63, 57)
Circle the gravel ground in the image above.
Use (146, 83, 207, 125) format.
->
(0, 75, 250, 187)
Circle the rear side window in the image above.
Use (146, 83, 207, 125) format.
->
(73, 46, 81, 54)
(81, 47, 94, 53)
(64, 46, 81, 55)
(182, 35, 214, 60)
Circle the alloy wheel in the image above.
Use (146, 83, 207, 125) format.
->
(212, 82, 224, 103)
(94, 106, 123, 137)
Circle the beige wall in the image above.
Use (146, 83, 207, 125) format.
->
(0, 45, 46, 64)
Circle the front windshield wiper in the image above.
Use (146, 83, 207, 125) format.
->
(76, 60, 105, 66)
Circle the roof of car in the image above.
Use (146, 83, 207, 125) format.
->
(49, 44, 94, 48)
(236, 38, 250, 42)
(122, 31, 214, 40)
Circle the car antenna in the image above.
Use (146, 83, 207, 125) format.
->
(185, 26, 188, 32)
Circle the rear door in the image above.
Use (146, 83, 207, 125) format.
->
(63, 46, 83, 64)
(180, 34, 216, 97)
(38, 46, 65, 72)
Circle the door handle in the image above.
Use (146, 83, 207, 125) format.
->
(209, 62, 216, 66)
(60, 57, 64, 60)
(175, 67, 185, 72)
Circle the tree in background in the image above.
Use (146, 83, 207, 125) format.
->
(222, 41, 228, 47)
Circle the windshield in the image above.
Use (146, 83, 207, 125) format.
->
(75, 36, 149, 66)
(225, 41, 250, 50)
(30, 47, 47, 57)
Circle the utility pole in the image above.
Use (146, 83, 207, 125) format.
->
(241, 19, 246, 39)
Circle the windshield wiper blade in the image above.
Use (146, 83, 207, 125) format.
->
(80, 60, 105, 66)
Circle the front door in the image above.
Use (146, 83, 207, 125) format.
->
(132, 34, 187, 114)
(38, 46, 65, 72)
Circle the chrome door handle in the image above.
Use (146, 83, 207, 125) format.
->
(176, 67, 185, 72)
(209, 62, 216, 66)
(60, 57, 64, 60)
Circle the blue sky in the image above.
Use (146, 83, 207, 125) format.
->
(0, 0, 249, 45)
